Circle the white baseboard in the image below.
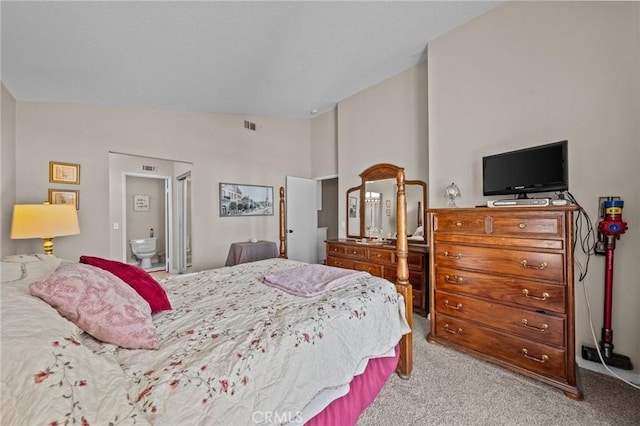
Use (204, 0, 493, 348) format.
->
(576, 357, 640, 386)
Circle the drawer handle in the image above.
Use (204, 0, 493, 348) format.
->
(443, 251, 462, 259)
(521, 348, 549, 363)
(444, 324, 463, 335)
(522, 319, 549, 332)
(444, 274, 463, 284)
(443, 299, 462, 310)
(518, 223, 526, 229)
(521, 260, 547, 270)
(522, 289, 550, 301)
(376, 254, 382, 258)
(352, 251, 358, 255)
(455, 221, 463, 227)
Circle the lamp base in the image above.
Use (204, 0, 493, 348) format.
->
(42, 238, 55, 256)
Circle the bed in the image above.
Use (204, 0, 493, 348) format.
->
(1, 168, 414, 425)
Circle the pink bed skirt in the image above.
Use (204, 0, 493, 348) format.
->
(305, 344, 400, 426)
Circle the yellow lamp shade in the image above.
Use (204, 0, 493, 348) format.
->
(10, 204, 80, 255)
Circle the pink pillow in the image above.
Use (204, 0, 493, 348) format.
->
(30, 262, 159, 350)
(79, 255, 171, 313)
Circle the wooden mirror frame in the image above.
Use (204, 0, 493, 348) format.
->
(346, 163, 427, 243)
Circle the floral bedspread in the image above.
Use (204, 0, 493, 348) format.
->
(1, 255, 147, 426)
(1, 257, 409, 426)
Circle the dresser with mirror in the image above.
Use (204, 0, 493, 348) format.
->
(326, 163, 429, 314)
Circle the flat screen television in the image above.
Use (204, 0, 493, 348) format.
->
(482, 140, 568, 199)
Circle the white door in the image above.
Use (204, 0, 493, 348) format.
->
(286, 176, 319, 263)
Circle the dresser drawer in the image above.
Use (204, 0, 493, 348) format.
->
(369, 248, 394, 264)
(352, 261, 382, 277)
(434, 243, 564, 282)
(433, 211, 565, 239)
(489, 213, 563, 238)
(326, 244, 347, 256)
(434, 291, 565, 347)
(384, 269, 425, 292)
(407, 252, 425, 270)
(434, 314, 567, 379)
(434, 266, 566, 313)
(433, 213, 486, 234)
(326, 256, 354, 269)
(345, 246, 367, 260)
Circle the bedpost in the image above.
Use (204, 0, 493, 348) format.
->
(279, 187, 287, 258)
(395, 169, 413, 378)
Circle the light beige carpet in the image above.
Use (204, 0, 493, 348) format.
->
(357, 316, 640, 425)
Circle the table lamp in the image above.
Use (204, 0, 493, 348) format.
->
(10, 203, 80, 256)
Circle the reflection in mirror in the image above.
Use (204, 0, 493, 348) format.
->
(406, 185, 424, 241)
(365, 191, 382, 238)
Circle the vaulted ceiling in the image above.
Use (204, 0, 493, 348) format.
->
(1, 1, 500, 118)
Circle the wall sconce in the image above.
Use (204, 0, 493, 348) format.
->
(10, 203, 80, 256)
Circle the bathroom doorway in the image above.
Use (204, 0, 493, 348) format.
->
(108, 152, 193, 273)
(124, 174, 170, 272)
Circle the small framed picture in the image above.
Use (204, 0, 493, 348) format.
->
(49, 161, 80, 184)
(134, 194, 150, 211)
(48, 189, 79, 210)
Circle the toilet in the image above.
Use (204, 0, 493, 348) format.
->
(129, 237, 157, 269)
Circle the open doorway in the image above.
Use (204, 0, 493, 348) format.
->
(108, 152, 192, 274)
(124, 174, 170, 272)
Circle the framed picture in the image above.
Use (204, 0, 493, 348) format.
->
(48, 189, 79, 210)
(219, 183, 273, 217)
(49, 161, 80, 184)
(386, 200, 391, 208)
(349, 196, 358, 218)
(386, 208, 391, 216)
(133, 194, 150, 211)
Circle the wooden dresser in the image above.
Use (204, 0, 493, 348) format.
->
(427, 206, 583, 399)
(326, 239, 429, 315)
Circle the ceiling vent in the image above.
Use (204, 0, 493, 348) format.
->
(142, 165, 156, 172)
(244, 120, 256, 131)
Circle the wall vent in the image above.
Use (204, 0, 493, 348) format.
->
(142, 165, 156, 172)
(244, 120, 256, 131)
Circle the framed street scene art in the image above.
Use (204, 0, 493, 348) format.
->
(219, 183, 273, 217)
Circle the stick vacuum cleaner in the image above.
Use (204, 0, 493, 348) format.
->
(582, 200, 633, 370)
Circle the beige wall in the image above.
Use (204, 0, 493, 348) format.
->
(337, 62, 429, 237)
(13, 102, 311, 270)
(428, 1, 640, 375)
(310, 108, 338, 179)
(0, 83, 17, 257)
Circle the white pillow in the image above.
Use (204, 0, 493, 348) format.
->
(1, 255, 62, 287)
(413, 225, 424, 237)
